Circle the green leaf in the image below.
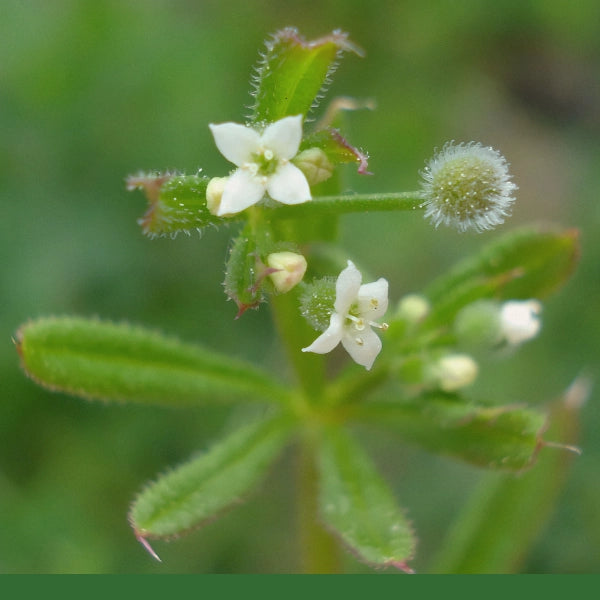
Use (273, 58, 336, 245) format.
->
(127, 173, 226, 238)
(223, 223, 265, 318)
(423, 227, 580, 327)
(317, 425, 416, 571)
(16, 317, 289, 406)
(250, 28, 363, 123)
(130, 413, 293, 539)
(429, 382, 586, 573)
(353, 395, 546, 471)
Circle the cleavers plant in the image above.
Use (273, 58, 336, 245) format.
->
(15, 28, 581, 573)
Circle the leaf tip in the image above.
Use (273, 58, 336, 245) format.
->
(386, 560, 415, 574)
(135, 531, 162, 563)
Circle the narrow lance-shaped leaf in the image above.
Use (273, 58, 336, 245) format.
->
(250, 28, 363, 123)
(422, 227, 580, 328)
(127, 173, 227, 238)
(352, 395, 546, 471)
(130, 413, 293, 540)
(317, 425, 416, 571)
(429, 379, 586, 573)
(16, 317, 289, 406)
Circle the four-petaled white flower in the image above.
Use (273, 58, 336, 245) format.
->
(209, 114, 312, 216)
(302, 260, 389, 370)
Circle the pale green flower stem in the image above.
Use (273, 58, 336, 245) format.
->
(271, 191, 424, 219)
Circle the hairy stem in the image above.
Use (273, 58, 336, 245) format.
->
(296, 431, 341, 573)
(271, 191, 424, 219)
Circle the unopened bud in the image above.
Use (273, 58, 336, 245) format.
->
(396, 294, 430, 324)
(500, 300, 542, 346)
(206, 176, 230, 216)
(293, 148, 334, 186)
(267, 251, 307, 293)
(429, 354, 479, 393)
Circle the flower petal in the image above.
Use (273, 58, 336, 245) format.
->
(357, 278, 389, 320)
(260, 115, 303, 159)
(341, 326, 382, 370)
(302, 313, 344, 354)
(266, 163, 312, 205)
(209, 122, 260, 167)
(334, 261, 362, 315)
(218, 168, 266, 215)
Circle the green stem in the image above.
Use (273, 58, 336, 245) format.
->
(269, 291, 325, 400)
(296, 431, 341, 573)
(271, 191, 424, 219)
(326, 362, 392, 407)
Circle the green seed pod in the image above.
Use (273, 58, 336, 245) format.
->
(299, 277, 337, 331)
(420, 142, 517, 233)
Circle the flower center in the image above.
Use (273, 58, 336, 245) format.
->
(346, 311, 389, 332)
(250, 147, 280, 177)
(347, 314, 366, 331)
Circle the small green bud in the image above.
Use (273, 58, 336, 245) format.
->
(299, 277, 337, 331)
(454, 300, 503, 350)
(266, 251, 307, 293)
(293, 147, 334, 186)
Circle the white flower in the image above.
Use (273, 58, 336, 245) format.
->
(208, 115, 312, 216)
(420, 141, 517, 233)
(302, 260, 389, 370)
(500, 300, 542, 346)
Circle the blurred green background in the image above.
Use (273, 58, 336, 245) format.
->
(2, 0, 599, 573)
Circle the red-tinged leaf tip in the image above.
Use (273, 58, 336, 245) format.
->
(136, 532, 162, 563)
(388, 560, 415, 574)
(270, 27, 364, 58)
(234, 300, 260, 320)
(330, 129, 371, 175)
(126, 172, 174, 235)
(249, 266, 280, 296)
(543, 441, 582, 455)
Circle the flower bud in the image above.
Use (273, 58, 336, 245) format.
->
(267, 251, 308, 293)
(293, 147, 334, 186)
(429, 354, 479, 392)
(499, 300, 542, 346)
(395, 294, 430, 324)
(206, 176, 230, 216)
(420, 142, 517, 233)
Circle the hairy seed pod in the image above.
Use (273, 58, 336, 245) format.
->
(420, 142, 517, 233)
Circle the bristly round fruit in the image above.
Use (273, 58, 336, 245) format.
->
(420, 141, 517, 233)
